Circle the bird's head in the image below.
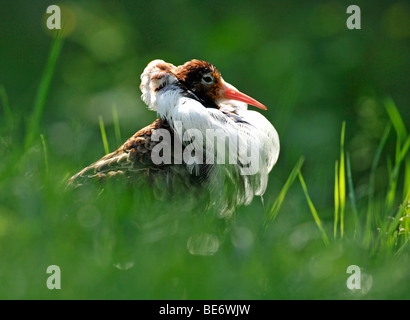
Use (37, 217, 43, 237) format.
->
(140, 59, 267, 112)
(140, 59, 177, 109)
(174, 59, 267, 110)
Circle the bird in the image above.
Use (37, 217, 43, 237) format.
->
(68, 59, 280, 216)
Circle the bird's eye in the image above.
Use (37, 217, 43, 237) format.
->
(202, 75, 214, 84)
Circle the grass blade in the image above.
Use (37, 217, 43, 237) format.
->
(25, 34, 64, 148)
(346, 152, 359, 236)
(404, 157, 410, 201)
(339, 121, 346, 238)
(399, 135, 410, 161)
(334, 160, 339, 239)
(99, 115, 110, 155)
(389, 200, 409, 234)
(40, 134, 49, 176)
(365, 124, 391, 246)
(112, 104, 122, 147)
(298, 172, 329, 246)
(264, 156, 305, 227)
(386, 134, 410, 209)
(384, 97, 407, 143)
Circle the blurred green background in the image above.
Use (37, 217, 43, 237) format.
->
(0, 0, 409, 299)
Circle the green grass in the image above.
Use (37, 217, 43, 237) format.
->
(297, 171, 330, 246)
(365, 124, 392, 246)
(112, 104, 122, 148)
(334, 160, 340, 239)
(0, 39, 409, 300)
(99, 115, 110, 155)
(264, 156, 304, 227)
(338, 122, 346, 239)
(346, 152, 359, 237)
(333, 122, 347, 240)
(24, 34, 64, 149)
(40, 134, 49, 177)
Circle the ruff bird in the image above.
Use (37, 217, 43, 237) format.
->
(68, 59, 280, 215)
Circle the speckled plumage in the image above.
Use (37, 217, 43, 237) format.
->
(67, 119, 170, 185)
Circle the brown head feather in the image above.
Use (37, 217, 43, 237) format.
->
(174, 59, 223, 107)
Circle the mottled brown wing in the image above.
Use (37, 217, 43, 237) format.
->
(67, 118, 170, 186)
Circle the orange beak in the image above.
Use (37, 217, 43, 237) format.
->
(221, 82, 267, 110)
